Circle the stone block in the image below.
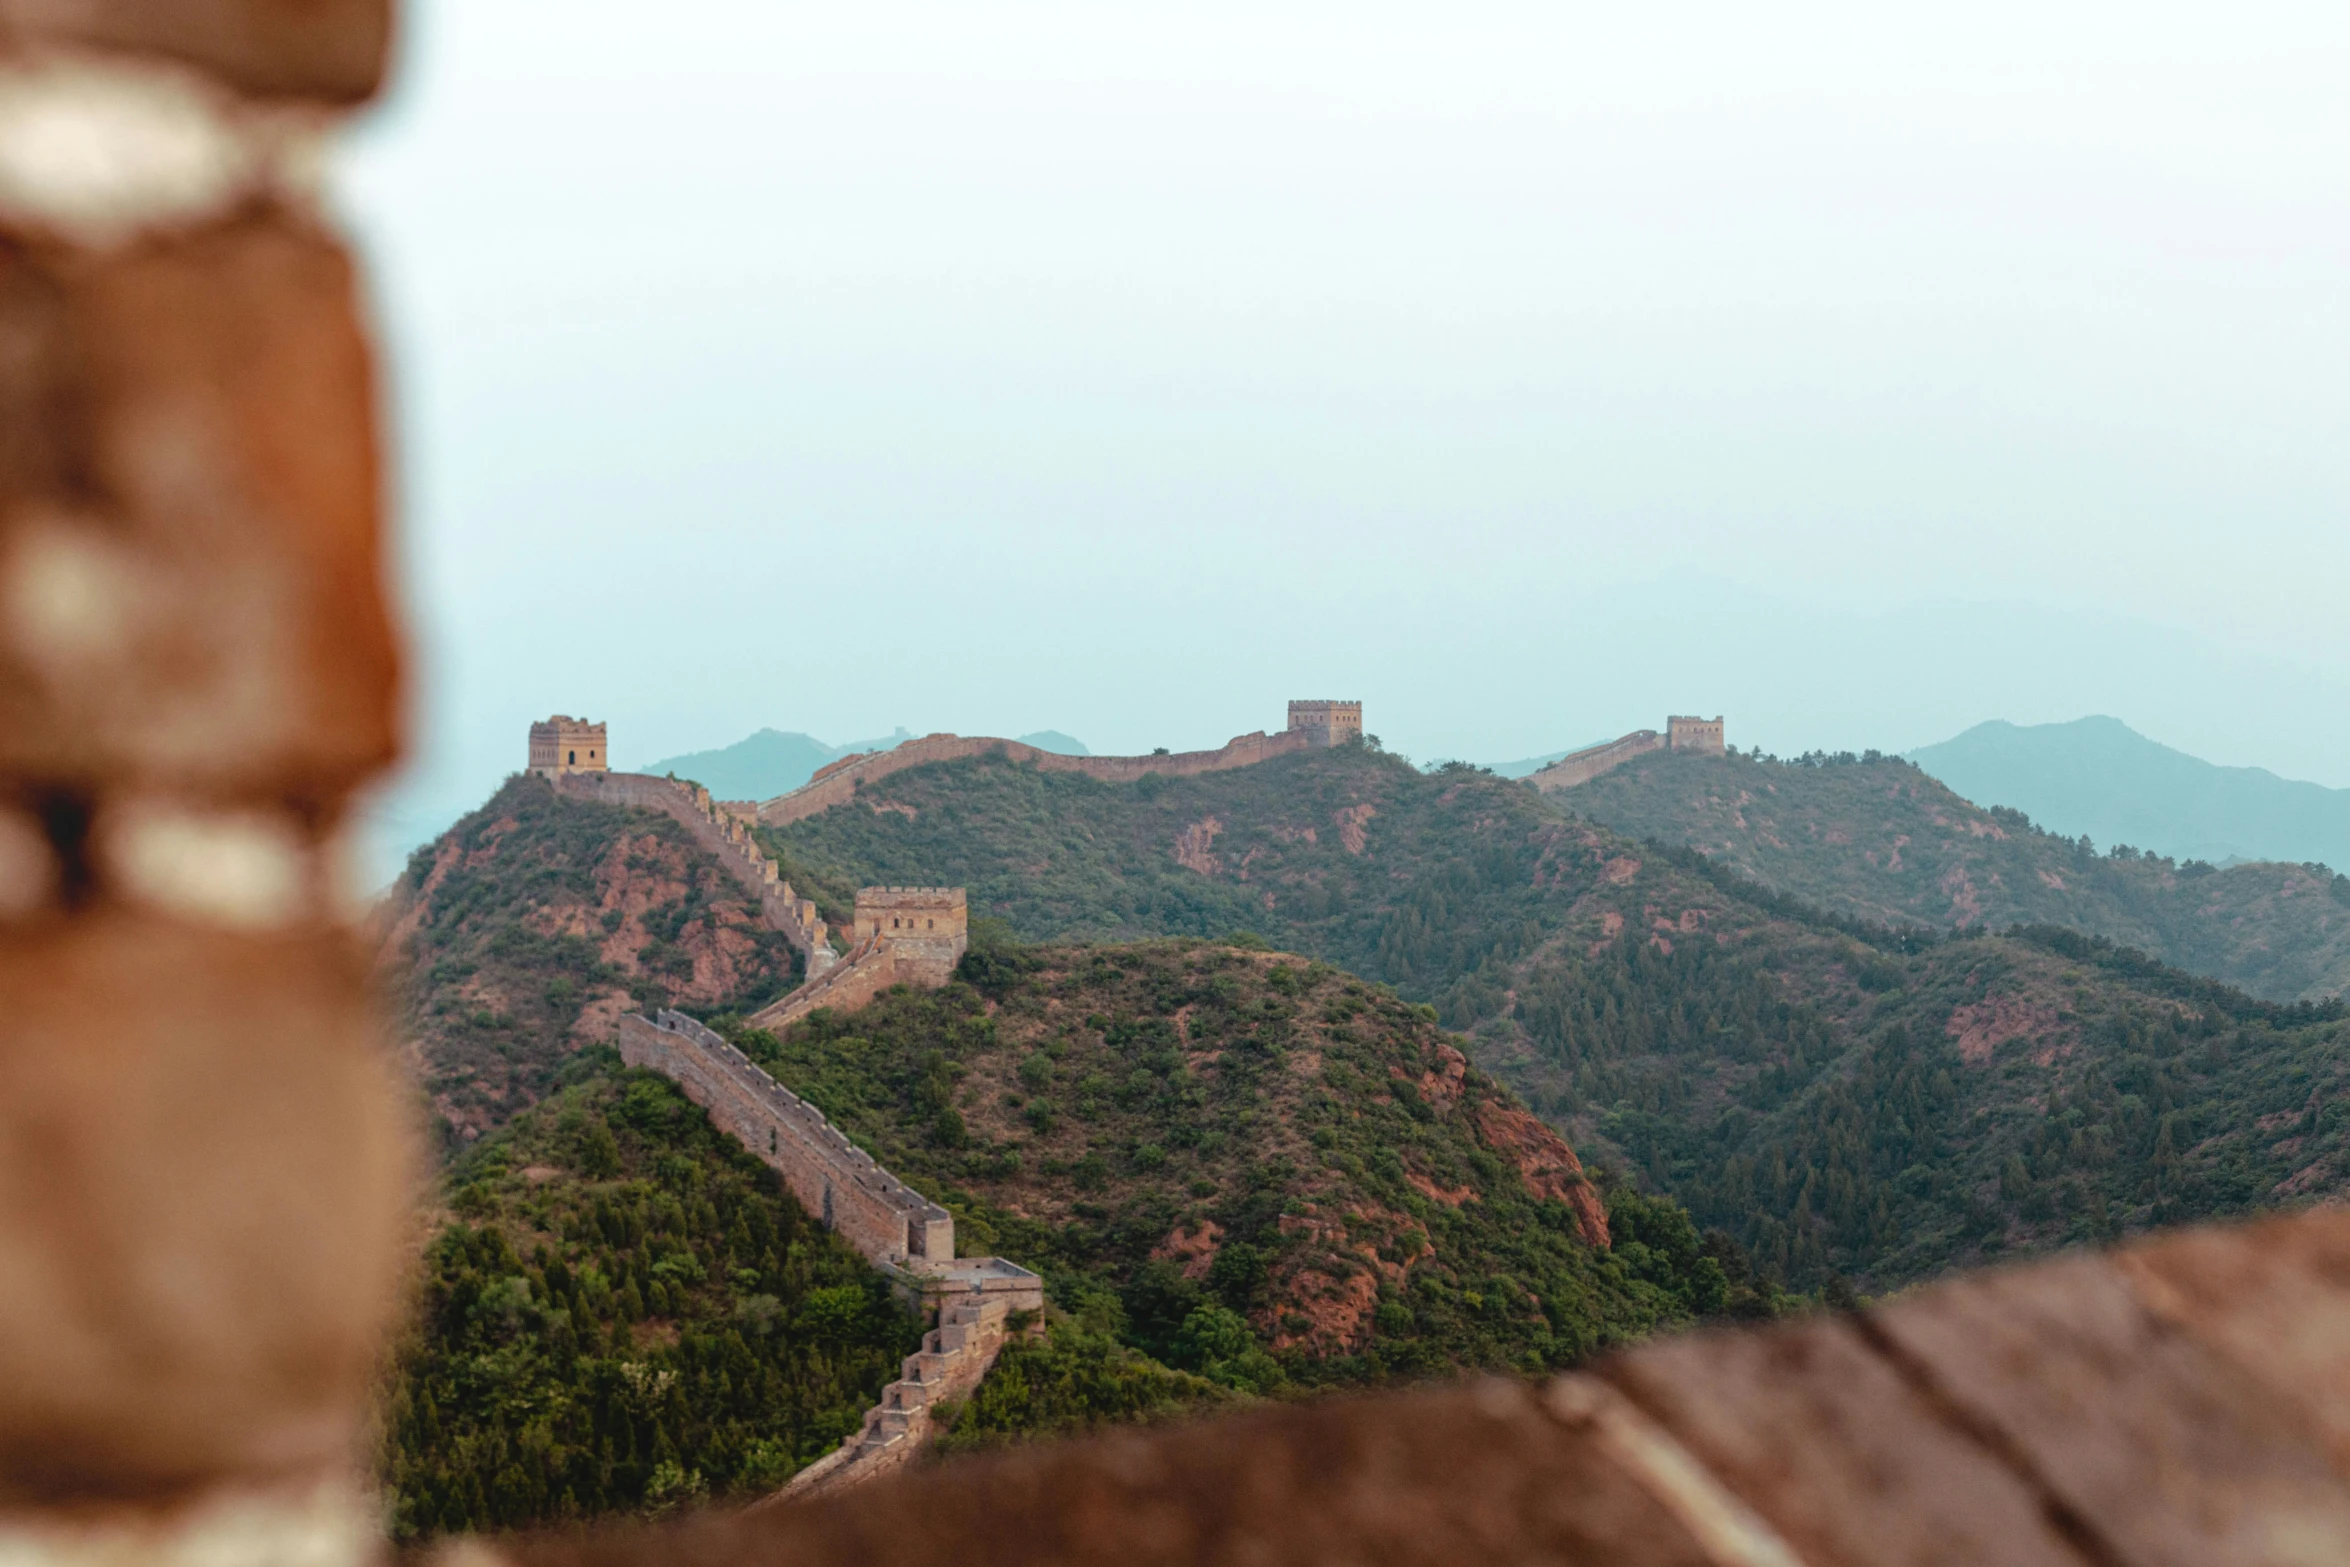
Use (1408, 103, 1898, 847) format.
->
(0, 912, 411, 1502)
(0, 213, 398, 802)
(2116, 1206, 2350, 1475)
(0, 0, 393, 103)
(1600, 1314, 2082, 1567)
(524, 1380, 1727, 1567)
(1867, 1252, 2350, 1567)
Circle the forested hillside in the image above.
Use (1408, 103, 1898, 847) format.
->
(381, 777, 802, 1150)
(756, 743, 2350, 1289)
(377, 932, 1751, 1539)
(377, 1063, 920, 1538)
(1563, 746, 2350, 1002)
(714, 937, 1756, 1385)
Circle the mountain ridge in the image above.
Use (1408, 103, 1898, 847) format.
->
(1560, 744, 2350, 1003)
(1910, 715, 2350, 871)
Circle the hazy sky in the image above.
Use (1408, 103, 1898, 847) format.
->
(337, 0, 2350, 870)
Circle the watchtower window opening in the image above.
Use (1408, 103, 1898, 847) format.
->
(567, 750, 576, 764)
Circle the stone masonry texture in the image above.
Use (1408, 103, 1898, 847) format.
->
(0, 214, 400, 802)
(0, 0, 394, 101)
(0, 2, 409, 1554)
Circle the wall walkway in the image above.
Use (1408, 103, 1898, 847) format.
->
(757, 728, 1317, 828)
(615, 1010, 1042, 1494)
(1526, 730, 1665, 792)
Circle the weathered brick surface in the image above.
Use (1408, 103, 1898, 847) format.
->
(0, 0, 393, 102)
(1868, 1250, 2350, 1566)
(0, 914, 409, 1503)
(507, 1380, 1723, 1567)
(2116, 1211, 2350, 1476)
(0, 214, 398, 802)
(1600, 1315, 2085, 1567)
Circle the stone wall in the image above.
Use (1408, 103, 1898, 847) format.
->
(618, 1010, 1045, 1499)
(556, 771, 836, 974)
(1526, 729, 1667, 792)
(618, 1011, 954, 1266)
(1286, 699, 1364, 747)
(849, 887, 968, 984)
(757, 729, 1317, 827)
(528, 716, 608, 776)
(778, 1292, 1015, 1500)
(1666, 715, 1726, 755)
(744, 939, 905, 1034)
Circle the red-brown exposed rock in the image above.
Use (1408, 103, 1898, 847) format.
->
(1475, 1099, 1609, 1246)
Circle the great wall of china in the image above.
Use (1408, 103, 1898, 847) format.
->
(617, 1010, 1043, 1496)
(1527, 713, 1726, 792)
(530, 700, 1723, 1490)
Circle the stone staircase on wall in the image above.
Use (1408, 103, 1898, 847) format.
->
(615, 1009, 1044, 1496)
(771, 1291, 1017, 1501)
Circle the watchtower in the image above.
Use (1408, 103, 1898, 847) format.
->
(1667, 715, 1726, 755)
(853, 887, 969, 984)
(1287, 700, 1364, 748)
(529, 716, 608, 776)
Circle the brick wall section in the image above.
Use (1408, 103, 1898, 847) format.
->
(745, 938, 902, 1034)
(778, 1294, 1014, 1500)
(556, 771, 837, 974)
(618, 1009, 1044, 1499)
(1527, 730, 1666, 792)
(846, 886, 967, 984)
(618, 1011, 952, 1266)
(758, 729, 1317, 827)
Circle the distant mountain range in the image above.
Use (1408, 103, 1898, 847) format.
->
(1561, 744, 2350, 1002)
(640, 726, 1089, 801)
(1909, 717, 2350, 872)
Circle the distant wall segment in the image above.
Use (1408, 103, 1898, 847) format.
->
(1529, 715, 1727, 793)
(756, 728, 1319, 827)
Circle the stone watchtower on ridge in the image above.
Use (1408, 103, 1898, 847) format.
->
(1287, 700, 1364, 748)
(852, 887, 969, 985)
(529, 715, 608, 777)
(1666, 715, 1726, 755)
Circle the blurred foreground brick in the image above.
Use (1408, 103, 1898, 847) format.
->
(0, 913, 409, 1504)
(0, 213, 398, 804)
(0, 0, 391, 102)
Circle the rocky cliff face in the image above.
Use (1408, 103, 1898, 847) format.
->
(379, 777, 799, 1149)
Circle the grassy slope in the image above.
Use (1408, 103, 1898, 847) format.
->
(1564, 747, 2350, 1002)
(382, 776, 801, 1149)
(716, 939, 1753, 1388)
(377, 1065, 921, 1538)
(758, 744, 2350, 1288)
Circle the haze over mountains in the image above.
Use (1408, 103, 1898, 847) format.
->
(1909, 716, 2350, 873)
